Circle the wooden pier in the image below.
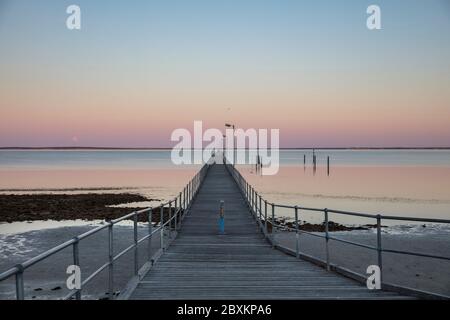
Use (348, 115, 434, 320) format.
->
(128, 165, 411, 300)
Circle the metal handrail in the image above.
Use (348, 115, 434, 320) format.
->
(223, 160, 450, 296)
(0, 163, 210, 300)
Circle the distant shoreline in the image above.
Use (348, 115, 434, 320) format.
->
(1, 147, 450, 150)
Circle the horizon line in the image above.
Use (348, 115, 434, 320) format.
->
(1, 146, 450, 150)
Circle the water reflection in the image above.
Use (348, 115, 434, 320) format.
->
(240, 165, 450, 225)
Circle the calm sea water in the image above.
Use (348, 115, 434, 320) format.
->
(1, 149, 450, 225)
(278, 149, 450, 166)
(240, 150, 450, 225)
(1, 149, 449, 169)
(0, 150, 176, 170)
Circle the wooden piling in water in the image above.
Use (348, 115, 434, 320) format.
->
(312, 149, 316, 174)
(327, 156, 330, 176)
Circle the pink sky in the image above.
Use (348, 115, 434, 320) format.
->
(1, 77, 449, 148)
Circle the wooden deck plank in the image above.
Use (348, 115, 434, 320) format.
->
(128, 164, 411, 300)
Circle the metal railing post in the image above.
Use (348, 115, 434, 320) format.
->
(73, 238, 81, 300)
(324, 208, 330, 271)
(295, 206, 299, 259)
(248, 186, 250, 210)
(174, 198, 177, 231)
(148, 209, 152, 261)
(254, 190, 257, 217)
(195, 176, 197, 195)
(245, 182, 248, 203)
(259, 195, 262, 222)
(133, 213, 138, 276)
(255, 193, 258, 217)
(250, 187, 253, 214)
(181, 188, 184, 211)
(255, 191, 259, 218)
(194, 176, 197, 195)
(255, 192, 258, 219)
(255, 191, 258, 219)
(187, 182, 190, 204)
(271, 203, 276, 247)
(160, 204, 164, 251)
(168, 201, 172, 233)
(248, 186, 251, 212)
(252, 187, 255, 216)
(182, 187, 184, 210)
(108, 222, 114, 298)
(177, 192, 181, 229)
(264, 200, 268, 236)
(15, 266, 24, 300)
(247, 183, 250, 204)
(377, 214, 383, 284)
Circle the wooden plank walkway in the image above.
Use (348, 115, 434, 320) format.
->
(129, 164, 411, 299)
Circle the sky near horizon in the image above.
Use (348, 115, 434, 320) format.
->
(0, 0, 449, 148)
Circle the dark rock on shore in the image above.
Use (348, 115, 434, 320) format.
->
(267, 217, 379, 233)
(0, 193, 176, 223)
